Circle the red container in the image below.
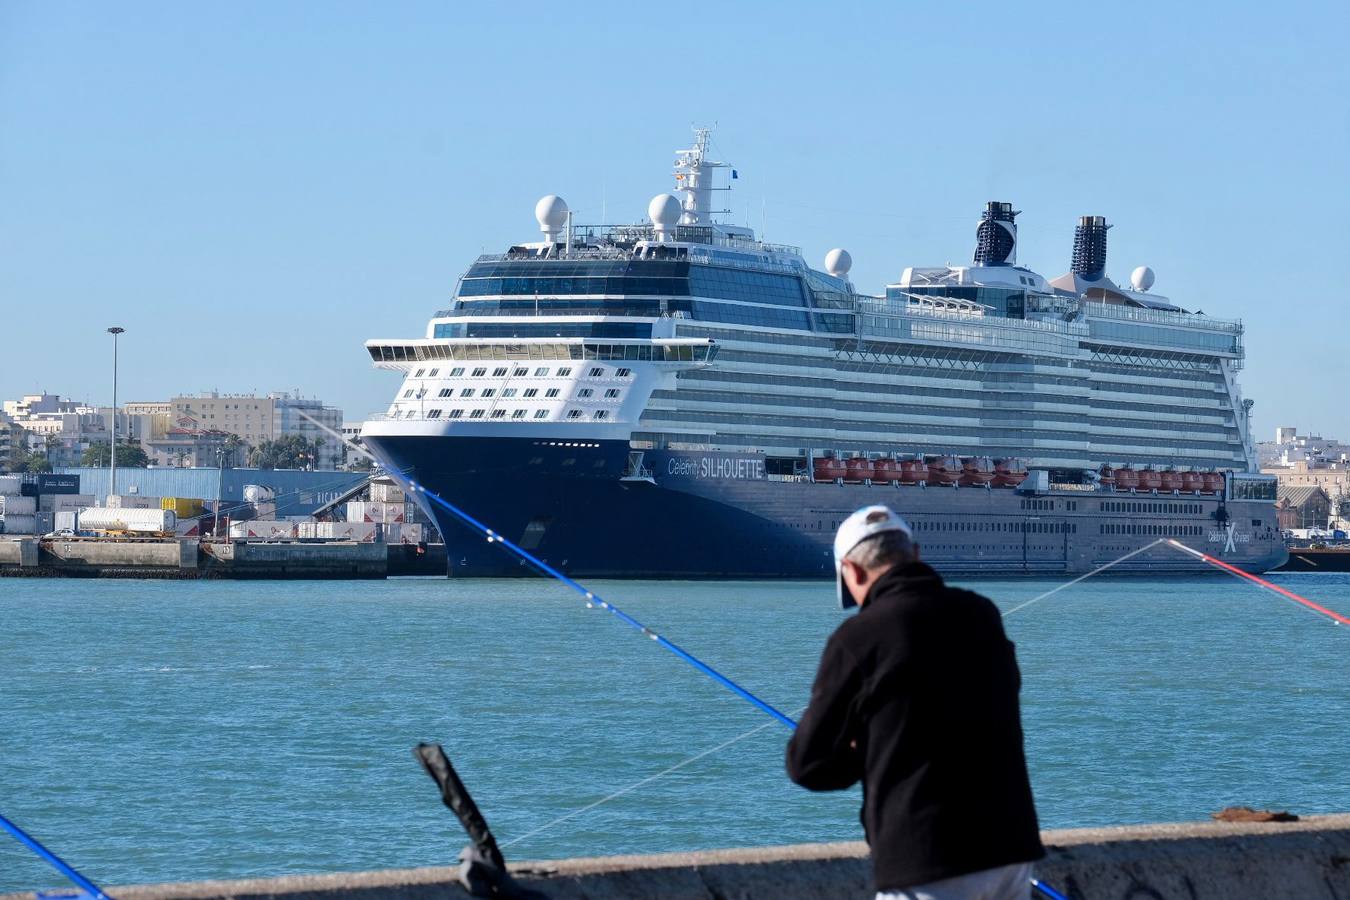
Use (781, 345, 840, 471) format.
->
(844, 457, 874, 484)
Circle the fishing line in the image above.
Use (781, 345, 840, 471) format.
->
(0, 812, 111, 900)
(998, 539, 1169, 619)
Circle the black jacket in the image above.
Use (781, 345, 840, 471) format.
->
(786, 562, 1044, 891)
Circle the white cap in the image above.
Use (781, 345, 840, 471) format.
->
(833, 505, 914, 609)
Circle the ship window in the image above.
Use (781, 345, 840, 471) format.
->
(502, 388, 518, 397)
(545, 388, 560, 398)
(514, 367, 528, 376)
(595, 410, 609, 420)
(534, 367, 549, 376)
(414, 369, 425, 378)
(566, 409, 583, 419)
(589, 367, 604, 377)
(472, 367, 487, 377)
(491, 410, 506, 419)
(534, 410, 548, 419)
(403, 390, 413, 398)
(512, 409, 527, 419)
(460, 389, 475, 397)
(557, 367, 572, 376)
(469, 409, 485, 419)
(617, 368, 632, 377)
(428, 368, 439, 377)
(523, 389, 538, 398)
(427, 409, 442, 419)
(493, 367, 508, 376)
(578, 389, 593, 398)
(437, 389, 451, 398)
(604, 389, 620, 398)
(481, 389, 496, 398)
(450, 367, 465, 376)
(448, 409, 463, 419)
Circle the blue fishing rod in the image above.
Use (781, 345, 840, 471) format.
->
(0, 812, 112, 899)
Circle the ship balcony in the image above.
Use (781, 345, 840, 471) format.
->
(365, 337, 717, 371)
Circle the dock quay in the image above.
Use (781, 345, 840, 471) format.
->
(0, 537, 389, 579)
(4, 814, 1346, 899)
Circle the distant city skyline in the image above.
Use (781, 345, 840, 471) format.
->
(2, 1, 1347, 436)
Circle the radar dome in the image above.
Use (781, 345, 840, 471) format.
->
(1130, 265, 1156, 292)
(648, 193, 682, 228)
(534, 195, 569, 234)
(824, 248, 853, 277)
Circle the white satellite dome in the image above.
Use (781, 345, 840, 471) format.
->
(534, 195, 569, 235)
(648, 193, 682, 228)
(1130, 265, 1156, 292)
(824, 248, 853, 278)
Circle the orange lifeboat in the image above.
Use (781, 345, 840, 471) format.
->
(1203, 471, 1225, 494)
(1159, 469, 1183, 492)
(959, 456, 996, 487)
(900, 458, 928, 485)
(872, 458, 897, 484)
(1181, 470, 1205, 493)
(844, 457, 874, 484)
(994, 458, 1028, 488)
(1097, 464, 1117, 489)
(1137, 468, 1162, 491)
(1114, 466, 1140, 491)
(927, 455, 960, 486)
(813, 456, 846, 483)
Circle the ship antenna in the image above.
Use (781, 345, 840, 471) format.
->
(673, 125, 732, 227)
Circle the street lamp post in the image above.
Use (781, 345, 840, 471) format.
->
(107, 327, 125, 503)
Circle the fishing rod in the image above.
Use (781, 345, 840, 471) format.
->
(0, 812, 112, 900)
(1165, 539, 1350, 626)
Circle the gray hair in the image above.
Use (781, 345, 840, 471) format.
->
(845, 529, 917, 570)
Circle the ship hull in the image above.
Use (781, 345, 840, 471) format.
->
(362, 436, 1289, 578)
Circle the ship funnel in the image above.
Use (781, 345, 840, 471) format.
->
(1070, 215, 1111, 280)
(973, 201, 1018, 266)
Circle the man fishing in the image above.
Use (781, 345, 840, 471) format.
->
(786, 505, 1044, 899)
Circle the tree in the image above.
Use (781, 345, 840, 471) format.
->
(81, 441, 150, 468)
(21, 452, 52, 473)
(221, 434, 244, 469)
(247, 434, 317, 470)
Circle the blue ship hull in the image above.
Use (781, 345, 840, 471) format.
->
(362, 435, 1289, 578)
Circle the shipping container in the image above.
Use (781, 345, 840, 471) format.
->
(107, 494, 159, 509)
(243, 485, 276, 503)
(0, 495, 37, 516)
(385, 522, 425, 544)
(228, 520, 299, 540)
(0, 475, 22, 494)
(35, 511, 54, 535)
(55, 510, 79, 533)
(79, 507, 177, 533)
(346, 500, 406, 523)
(39, 493, 96, 513)
(369, 482, 404, 504)
(0, 514, 37, 534)
(160, 497, 206, 518)
(307, 521, 378, 542)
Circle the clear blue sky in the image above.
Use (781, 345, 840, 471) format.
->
(2, 1, 1346, 438)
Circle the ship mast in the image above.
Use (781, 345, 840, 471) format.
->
(673, 127, 731, 226)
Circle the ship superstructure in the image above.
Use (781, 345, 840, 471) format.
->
(360, 130, 1284, 577)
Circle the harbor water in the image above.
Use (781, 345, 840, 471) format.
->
(2, 573, 1348, 892)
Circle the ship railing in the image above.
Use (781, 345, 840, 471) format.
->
(1082, 301, 1242, 332)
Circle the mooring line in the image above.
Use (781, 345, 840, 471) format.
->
(1165, 540, 1350, 627)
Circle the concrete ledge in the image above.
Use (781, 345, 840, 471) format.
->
(5, 815, 1349, 899)
(0, 539, 38, 567)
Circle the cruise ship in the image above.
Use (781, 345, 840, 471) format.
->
(359, 130, 1286, 577)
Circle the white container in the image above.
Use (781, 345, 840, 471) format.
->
(346, 501, 406, 523)
(55, 510, 80, 533)
(0, 514, 37, 534)
(0, 495, 37, 515)
(369, 482, 405, 504)
(39, 493, 96, 513)
(243, 485, 275, 503)
(0, 475, 22, 494)
(253, 501, 277, 519)
(78, 507, 177, 533)
(313, 521, 377, 542)
(228, 520, 298, 540)
(107, 494, 158, 509)
(388, 522, 424, 544)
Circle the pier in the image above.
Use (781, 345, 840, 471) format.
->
(0, 537, 388, 579)
(3, 815, 1346, 899)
